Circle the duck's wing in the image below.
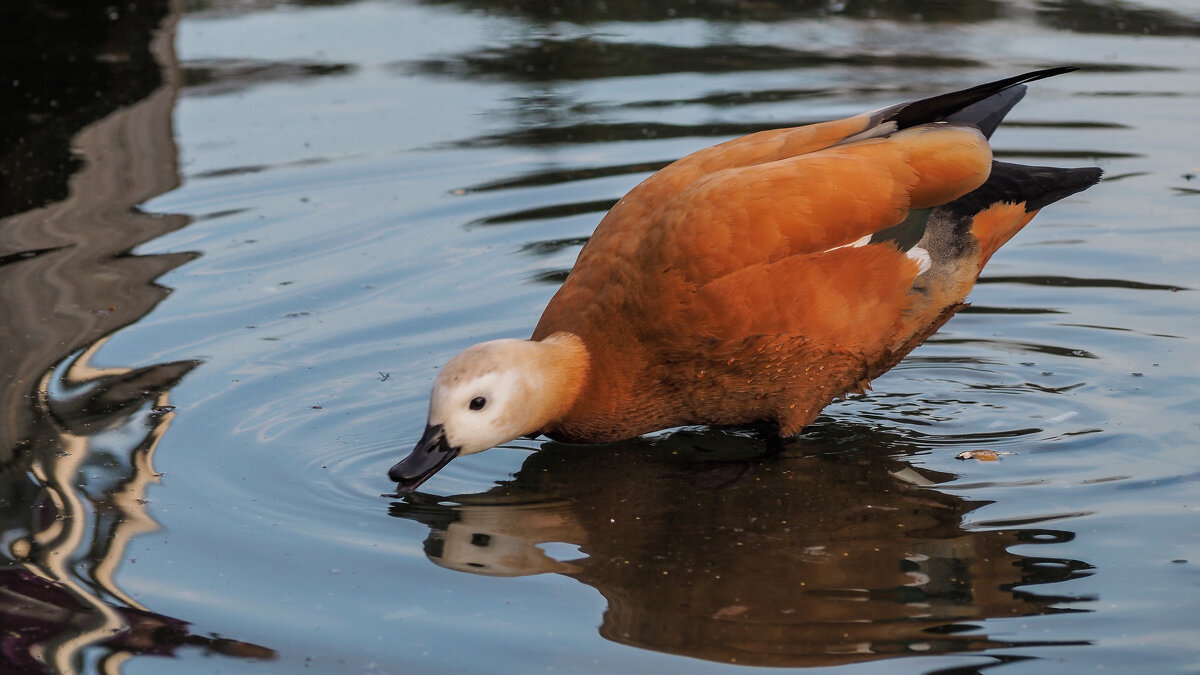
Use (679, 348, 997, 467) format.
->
(533, 121, 997, 358)
(566, 68, 1076, 272)
(642, 123, 994, 285)
(628, 69, 1086, 315)
(667, 158, 1099, 436)
(533, 69, 1082, 343)
(688, 160, 1102, 372)
(646, 66, 1075, 192)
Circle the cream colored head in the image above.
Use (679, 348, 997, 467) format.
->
(389, 333, 588, 494)
(428, 339, 548, 456)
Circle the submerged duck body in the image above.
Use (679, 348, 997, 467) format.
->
(391, 68, 1102, 492)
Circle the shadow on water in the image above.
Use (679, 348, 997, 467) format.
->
(0, 2, 274, 671)
(390, 426, 1094, 667)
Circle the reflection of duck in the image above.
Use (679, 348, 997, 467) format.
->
(391, 428, 1093, 666)
(390, 69, 1101, 492)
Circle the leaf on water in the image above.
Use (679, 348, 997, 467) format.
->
(955, 449, 1015, 461)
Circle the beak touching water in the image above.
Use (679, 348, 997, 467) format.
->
(389, 423, 459, 495)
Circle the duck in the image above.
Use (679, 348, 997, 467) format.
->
(390, 67, 1102, 493)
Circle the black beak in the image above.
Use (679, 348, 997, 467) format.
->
(389, 424, 460, 495)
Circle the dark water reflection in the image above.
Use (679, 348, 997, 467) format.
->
(420, 0, 1004, 25)
(421, 0, 1200, 34)
(1037, 0, 1200, 37)
(392, 428, 1093, 666)
(0, 3, 171, 218)
(411, 37, 982, 83)
(0, 2, 272, 671)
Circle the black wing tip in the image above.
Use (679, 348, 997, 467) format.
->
(954, 65, 1082, 99)
(882, 66, 1082, 134)
(1015, 163, 1103, 212)
(957, 66, 1078, 96)
(945, 161, 1102, 220)
(1010, 65, 1079, 83)
(945, 85, 1026, 138)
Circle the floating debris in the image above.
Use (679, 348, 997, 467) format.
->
(955, 449, 1015, 462)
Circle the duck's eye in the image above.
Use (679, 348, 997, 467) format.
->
(469, 396, 487, 411)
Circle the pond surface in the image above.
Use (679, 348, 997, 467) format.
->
(2, 0, 1198, 673)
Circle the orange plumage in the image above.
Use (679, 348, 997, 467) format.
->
(390, 68, 1102, 492)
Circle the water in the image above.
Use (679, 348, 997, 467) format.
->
(2, 0, 1198, 673)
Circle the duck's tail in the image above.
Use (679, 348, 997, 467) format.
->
(873, 160, 1101, 374)
(947, 161, 1103, 266)
(868, 160, 1102, 276)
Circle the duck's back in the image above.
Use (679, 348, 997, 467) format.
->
(532, 71, 1101, 442)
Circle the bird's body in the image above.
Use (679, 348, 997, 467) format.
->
(390, 68, 1102, 492)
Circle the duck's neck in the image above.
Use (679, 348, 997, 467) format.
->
(531, 331, 590, 425)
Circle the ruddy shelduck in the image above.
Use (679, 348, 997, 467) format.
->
(390, 68, 1101, 493)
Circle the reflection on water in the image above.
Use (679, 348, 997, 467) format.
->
(419, 0, 1008, 25)
(421, 0, 1200, 33)
(412, 36, 983, 85)
(0, 2, 273, 671)
(1037, 0, 1200, 37)
(391, 428, 1093, 666)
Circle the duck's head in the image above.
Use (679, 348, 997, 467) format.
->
(389, 333, 587, 494)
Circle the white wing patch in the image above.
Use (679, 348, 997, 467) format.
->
(822, 234, 872, 254)
(906, 246, 932, 274)
(823, 236, 930, 275)
(837, 120, 899, 146)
